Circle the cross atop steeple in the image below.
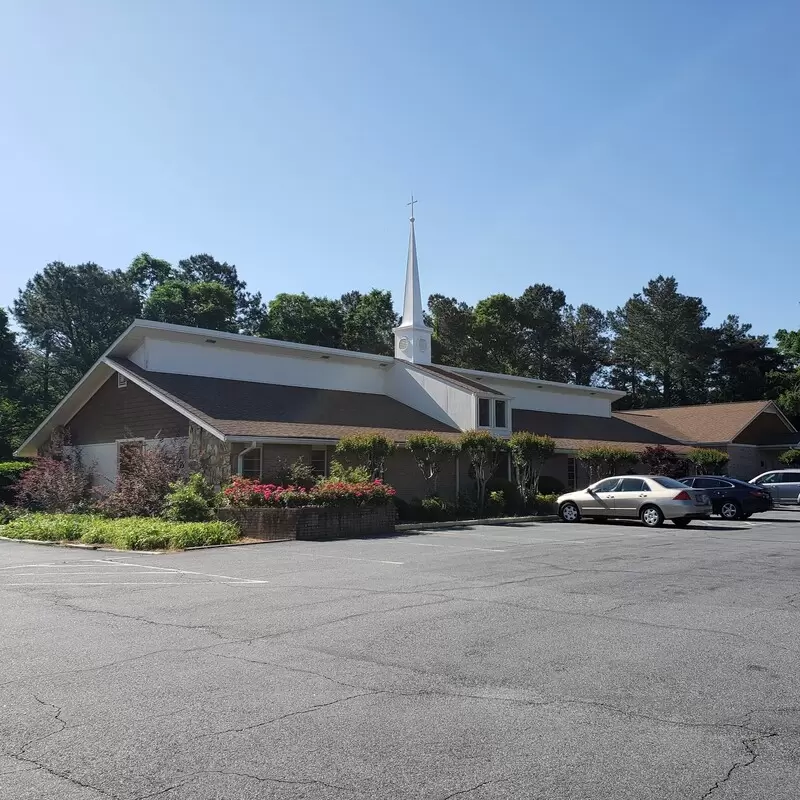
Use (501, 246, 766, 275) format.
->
(394, 198, 432, 364)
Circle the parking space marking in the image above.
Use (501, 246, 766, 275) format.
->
(96, 559, 268, 584)
(388, 541, 506, 553)
(7, 581, 214, 587)
(291, 552, 404, 566)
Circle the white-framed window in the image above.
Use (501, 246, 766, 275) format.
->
(494, 400, 508, 428)
(567, 457, 577, 490)
(117, 438, 144, 475)
(311, 447, 328, 477)
(478, 398, 491, 427)
(477, 397, 508, 429)
(239, 446, 262, 480)
(117, 372, 128, 388)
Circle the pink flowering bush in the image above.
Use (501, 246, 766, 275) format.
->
(222, 476, 396, 508)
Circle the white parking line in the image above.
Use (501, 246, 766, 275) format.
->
(7, 581, 215, 587)
(391, 541, 506, 553)
(291, 553, 404, 565)
(96, 560, 268, 584)
(7, 571, 170, 576)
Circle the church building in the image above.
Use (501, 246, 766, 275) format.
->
(15, 211, 799, 497)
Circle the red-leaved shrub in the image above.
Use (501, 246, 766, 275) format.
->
(222, 476, 396, 508)
(100, 441, 185, 518)
(16, 456, 93, 512)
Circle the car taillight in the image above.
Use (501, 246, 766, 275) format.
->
(674, 490, 691, 501)
(750, 490, 765, 497)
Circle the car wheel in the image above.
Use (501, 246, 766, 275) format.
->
(719, 501, 741, 521)
(673, 518, 692, 528)
(559, 502, 581, 523)
(640, 505, 664, 528)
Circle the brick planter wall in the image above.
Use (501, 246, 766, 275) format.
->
(217, 505, 397, 541)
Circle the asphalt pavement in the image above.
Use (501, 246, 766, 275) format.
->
(2, 509, 800, 799)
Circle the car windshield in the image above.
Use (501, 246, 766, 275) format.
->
(649, 476, 689, 489)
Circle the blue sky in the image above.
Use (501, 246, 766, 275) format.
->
(2, 1, 799, 336)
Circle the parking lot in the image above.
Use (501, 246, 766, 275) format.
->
(2, 510, 800, 799)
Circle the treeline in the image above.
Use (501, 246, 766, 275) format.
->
(1, 253, 799, 456)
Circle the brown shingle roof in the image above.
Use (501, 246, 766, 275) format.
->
(112, 359, 460, 442)
(512, 408, 692, 453)
(614, 401, 775, 444)
(412, 364, 504, 395)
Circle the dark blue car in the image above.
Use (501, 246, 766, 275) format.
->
(678, 476, 772, 520)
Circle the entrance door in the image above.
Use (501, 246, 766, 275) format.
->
(583, 477, 621, 516)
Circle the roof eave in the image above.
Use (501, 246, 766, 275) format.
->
(446, 365, 626, 398)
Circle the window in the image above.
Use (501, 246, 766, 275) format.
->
(240, 447, 262, 479)
(592, 478, 621, 493)
(478, 398, 491, 427)
(311, 447, 328, 477)
(694, 477, 724, 489)
(679, 478, 694, 487)
(567, 457, 577, 490)
(760, 472, 783, 484)
(649, 476, 689, 489)
(117, 372, 128, 388)
(618, 478, 647, 492)
(786, 472, 800, 483)
(117, 439, 143, 476)
(494, 400, 507, 428)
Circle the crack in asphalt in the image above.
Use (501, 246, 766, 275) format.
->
(194, 691, 379, 740)
(208, 650, 772, 739)
(440, 779, 503, 799)
(699, 733, 778, 798)
(3, 751, 114, 798)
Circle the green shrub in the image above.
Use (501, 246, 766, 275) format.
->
(162, 473, 215, 522)
(420, 495, 455, 521)
(1, 513, 238, 550)
(485, 477, 521, 514)
(486, 490, 506, 516)
(0, 461, 33, 481)
(3, 512, 90, 541)
(576, 445, 638, 482)
(335, 433, 396, 480)
(534, 493, 559, 514)
(0, 504, 22, 525)
(327, 460, 372, 484)
(686, 448, 729, 475)
(778, 449, 800, 467)
(275, 457, 317, 489)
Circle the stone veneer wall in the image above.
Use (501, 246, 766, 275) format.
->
(188, 424, 231, 489)
(217, 505, 397, 541)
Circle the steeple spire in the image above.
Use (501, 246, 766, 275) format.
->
(394, 196, 432, 364)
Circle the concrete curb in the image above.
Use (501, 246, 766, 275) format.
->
(395, 515, 559, 532)
(185, 539, 294, 551)
(0, 535, 163, 555)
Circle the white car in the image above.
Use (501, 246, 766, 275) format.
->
(558, 475, 713, 528)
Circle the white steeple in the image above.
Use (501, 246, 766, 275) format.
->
(394, 196, 433, 364)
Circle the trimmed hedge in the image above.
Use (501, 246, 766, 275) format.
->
(1, 513, 239, 550)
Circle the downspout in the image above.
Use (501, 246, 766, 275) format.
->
(237, 441, 260, 477)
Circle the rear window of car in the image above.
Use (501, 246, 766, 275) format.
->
(786, 472, 800, 482)
(649, 477, 689, 489)
(618, 478, 648, 492)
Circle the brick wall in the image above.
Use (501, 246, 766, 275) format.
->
(726, 445, 768, 481)
(218, 505, 396, 540)
(67, 373, 189, 444)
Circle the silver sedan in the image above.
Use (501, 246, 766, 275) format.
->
(557, 475, 713, 528)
